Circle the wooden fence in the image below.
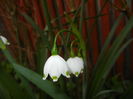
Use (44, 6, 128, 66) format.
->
(0, 0, 133, 79)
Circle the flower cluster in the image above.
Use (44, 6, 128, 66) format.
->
(42, 31, 84, 82)
(43, 55, 84, 82)
(43, 55, 70, 82)
(67, 57, 84, 77)
(0, 36, 10, 45)
(0, 35, 10, 49)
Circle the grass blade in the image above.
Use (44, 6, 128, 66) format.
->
(94, 15, 123, 71)
(2, 49, 69, 99)
(12, 63, 70, 99)
(0, 68, 32, 99)
(41, 0, 54, 44)
(41, 0, 52, 30)
(0, 83, 11, 99)
(22, 14, 50, 49)
(89, 16, 133, 98)
(22, 14, 44, 34)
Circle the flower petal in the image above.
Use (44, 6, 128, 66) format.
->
(48, 56, 61, 81)
(43, 55, 71, 82)
(43, 65, 49, 80)
(67, 57, 84, 76)
(55, 55, 70, 78)
(0, 36, 10, 45)
(52, 76, 58, 82)
(75, 72, 79, 77)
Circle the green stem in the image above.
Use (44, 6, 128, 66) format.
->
(42, 0, 54, 45)
(70, 40, 78, 57)
(42, 0, 52, 30)
(78, 48, 82, 57)
(51, 29, 72, 55)
(79, 0, 87, 98)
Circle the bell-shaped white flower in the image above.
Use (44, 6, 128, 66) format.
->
(43, 55, 70, 82)
(0, 36, 10, 45)
(67, 57, 84, 77)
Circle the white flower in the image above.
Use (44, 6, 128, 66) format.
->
(0, 36, 10, 45)
(43, 55, 70, 82)
(67, 57, 84, 77)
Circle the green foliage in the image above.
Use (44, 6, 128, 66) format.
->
(88, 16, 133, 98)
(0, 83, 11, 99)
(2, 49, 69, 99)
(0, 67, 32, 99)
(121, 83, 133, 99)
(0, 0, 133, 99)
(22, 14, 43, 34)
(13, 63, 69, 99)
(35, 36, 48, 74)
(0, 40, 6, 50)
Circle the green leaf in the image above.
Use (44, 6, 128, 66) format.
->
(94, 14, 123, 72)
(0, 68, 32, 99)
(15, 72, 36, 99)
(36, 36, 48, 74)
(41, 0, 52, 30)
(22, 14, 50, 49)
(121, 84, 133, 99)
(12, 63, 69, 99)
(89, 16, 133, 98)
(0, 40, 6, 50)
(104, 39, 133, 75)
(41, 0, 54, 44)
(0, 83, 11, 99)
(2, 49, 70, 99)
(95, 90, 115, 98)
(22, 14, 43, 34)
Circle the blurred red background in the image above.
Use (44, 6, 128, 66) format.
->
(0, 0, 133, 80)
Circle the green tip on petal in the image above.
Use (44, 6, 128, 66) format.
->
(66, 71, 70, 78)
(52, 76, 58, 82)
(75, 72, 79, 77)
(43, 74, 46, 78)
(6, 42, 10, 45)
(42, 74, 46, 80)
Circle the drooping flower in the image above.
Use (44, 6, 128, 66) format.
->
(0, 35, 10, 49)
(67, 57, 84, 77)
(0, 36, 10, 45)
(43, 55, 70, 82)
